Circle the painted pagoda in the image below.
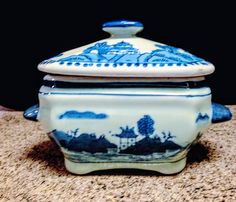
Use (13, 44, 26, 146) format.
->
(114, 126, 138, 151)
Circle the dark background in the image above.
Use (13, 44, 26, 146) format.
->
(1, 1, 235, 110)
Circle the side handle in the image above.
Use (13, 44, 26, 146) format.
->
(212, 102, 232, 123)
(23, 104, 39, 121)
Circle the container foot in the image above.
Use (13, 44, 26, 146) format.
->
(64, 157, 187, 175)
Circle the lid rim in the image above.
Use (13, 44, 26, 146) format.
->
(38, 63, 215, 78)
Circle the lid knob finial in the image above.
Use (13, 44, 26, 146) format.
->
(102, 20, 143, 38)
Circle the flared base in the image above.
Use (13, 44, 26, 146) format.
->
(64, 157, 187, 175)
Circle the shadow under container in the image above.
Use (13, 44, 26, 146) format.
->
(24, 20, 232, 174)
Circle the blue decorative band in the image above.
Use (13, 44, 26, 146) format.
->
(40, 61, 209, 67)
(103, 20, 143, 28)
(39, 91, 211, 97)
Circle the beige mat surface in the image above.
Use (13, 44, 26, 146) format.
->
(0, 106, 235, 201)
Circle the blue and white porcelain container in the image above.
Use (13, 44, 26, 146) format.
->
(24, 20, 232, 174)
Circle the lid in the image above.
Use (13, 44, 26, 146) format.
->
(38, 20, 215, 78)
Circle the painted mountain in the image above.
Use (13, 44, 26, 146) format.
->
(120, 136, 182, 155)
(50, 114, 185, 159)
(196, 112, 209, 123)
(52, 130, 117, 153)
(49, 42, 207, 66)
(67, 133, 117, 153)
(51, 129, 73, 147)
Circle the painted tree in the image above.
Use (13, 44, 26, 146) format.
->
(67, 128, 79, 137)
(162, 131, 176, 141)
(137, 115, 155, 137)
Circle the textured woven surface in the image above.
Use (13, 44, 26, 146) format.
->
(0, 107, 235, 201)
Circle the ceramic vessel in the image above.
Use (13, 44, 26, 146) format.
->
(24, 20, 232, 174)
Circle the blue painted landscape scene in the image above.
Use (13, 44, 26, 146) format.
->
(42, 42, 209, 67)
(51, 113, 187, 162)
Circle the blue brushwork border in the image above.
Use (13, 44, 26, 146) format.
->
(39, 91, 211, 97)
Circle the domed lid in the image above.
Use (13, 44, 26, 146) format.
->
(38, 20, 215, 78)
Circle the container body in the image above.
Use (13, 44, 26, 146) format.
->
(27, 20, 232, 174)
(38, 79, 212, 173)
